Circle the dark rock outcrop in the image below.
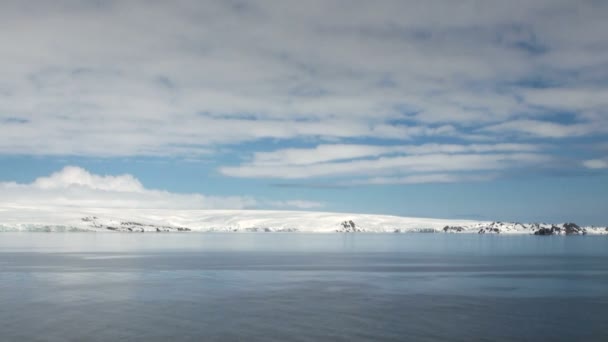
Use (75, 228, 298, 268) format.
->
(534, 227, 554, 235)
(443, 225, 464, 233)
(563, 222, 583, 235)
(478, 227, 500, 234)
(339, 220, 361, 232)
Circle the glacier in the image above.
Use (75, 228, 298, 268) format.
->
(0, 206, 607, 235)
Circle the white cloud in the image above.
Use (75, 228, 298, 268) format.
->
(250, 143, 541, 166)
(583, 159, 608, 169)
(221, 151, 551, 180)
(0, 166, 317, 210)
(32, 166, 144, 192)
(480, 120, 603, 138)
(0, 0, 606, 156)
(348, 173, 498, 185)
(218, 143, 549, 183)
(523, 88, 608, 111)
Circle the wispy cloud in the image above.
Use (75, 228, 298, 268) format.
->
(480, 120, 605, 138)
(583, 159, 608, 169)
(249, 143, 541, 166)
(347, 173, 498, 185)
(220, 143, 551, 181)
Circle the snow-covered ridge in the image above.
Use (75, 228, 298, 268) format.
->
(0, 207, 606, 235)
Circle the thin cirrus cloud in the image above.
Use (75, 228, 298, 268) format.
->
(220, 143, 551, 180)
(347, 173, 499, 185)
(480, 120, 603, 139)
(583, 159, 608, 170)
(0, 166, 322, 210)
(249, 143, 541, 166)
(0, 0, 606, 185)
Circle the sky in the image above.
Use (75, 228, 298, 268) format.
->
(1, 0, 607, 225)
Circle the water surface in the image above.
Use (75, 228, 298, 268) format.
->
(1, 233, 607, 341)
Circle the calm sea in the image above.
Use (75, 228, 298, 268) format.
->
(1, 233, 607, 341)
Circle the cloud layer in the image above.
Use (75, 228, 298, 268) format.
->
(0, 1, 607, 184)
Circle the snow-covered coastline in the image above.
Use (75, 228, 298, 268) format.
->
(0, 206, 606, 235)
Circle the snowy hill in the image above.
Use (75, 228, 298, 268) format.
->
(0, 206, 607, 235)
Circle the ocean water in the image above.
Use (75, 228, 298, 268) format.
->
(1, 233, 607, 341)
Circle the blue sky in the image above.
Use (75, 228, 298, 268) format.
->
(0, 1, 607, 224)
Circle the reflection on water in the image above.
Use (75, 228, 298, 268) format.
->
(1, 233, 607, 341)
